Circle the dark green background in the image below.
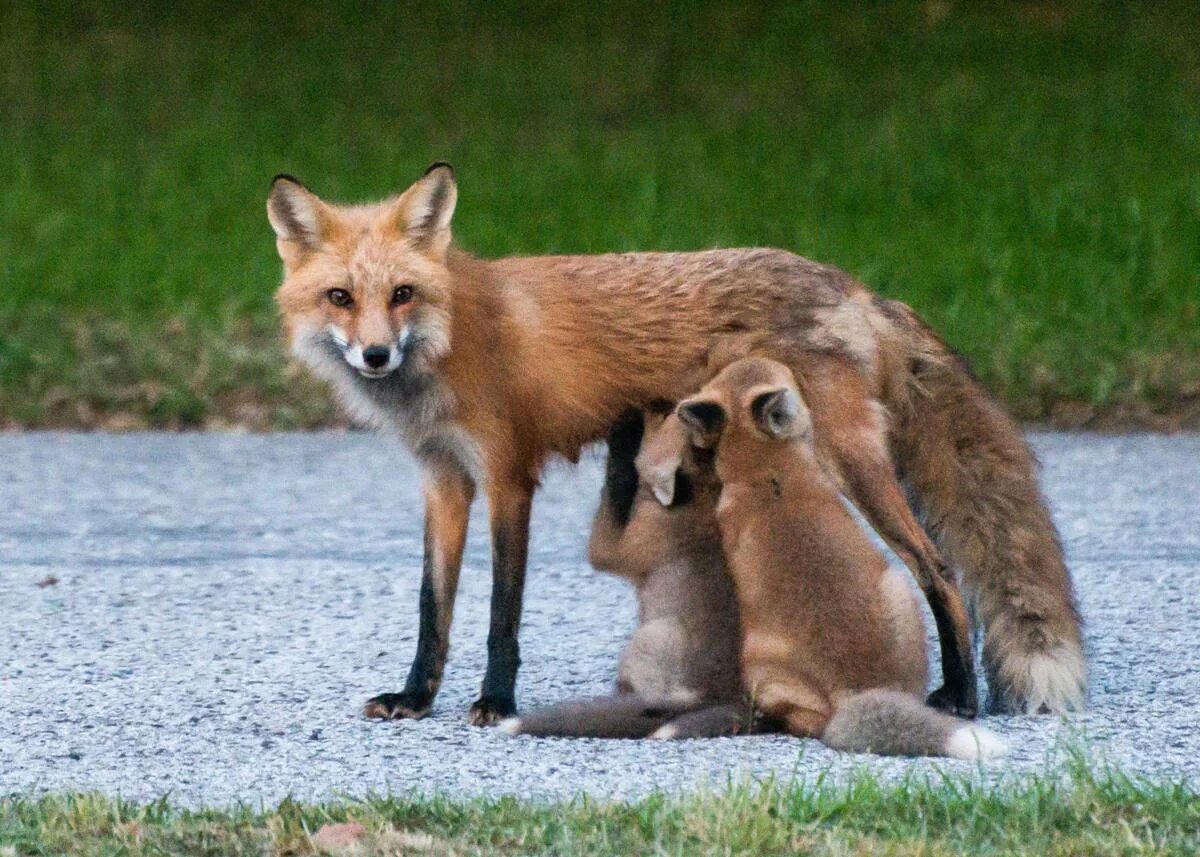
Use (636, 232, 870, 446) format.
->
(2, 1, 1197, 427)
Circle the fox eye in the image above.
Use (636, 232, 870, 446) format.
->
(327, 288, 353, 308)
(392, 284, 415, 305)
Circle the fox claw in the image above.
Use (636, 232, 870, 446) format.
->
(363, 691, 432, 720)
(927, 685, 978, 719)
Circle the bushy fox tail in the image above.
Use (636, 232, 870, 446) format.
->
(885, 310, 1086, 714)
(822, 689, 1006, 759)
(500, 697, 744, 739)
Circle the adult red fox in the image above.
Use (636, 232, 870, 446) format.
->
(676, 357, 1005, 758)
(267, 163, 1084, 724)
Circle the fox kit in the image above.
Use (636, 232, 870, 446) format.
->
(268, 164, 1083, 724)
(677, 358, 1005, 758)
(502, 407, 749, 739)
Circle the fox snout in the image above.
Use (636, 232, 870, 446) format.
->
(362, 345, 391, 369)
(331, 326, 409, 379)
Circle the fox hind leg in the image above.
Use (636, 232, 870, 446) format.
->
(800, 357, 978, 718)
(837, 443, 977, 718)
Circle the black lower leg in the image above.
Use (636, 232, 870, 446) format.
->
(402, 535, 446, 702)
(926, 589, 978, 718)
(364, 526, 447, 719)
(604, 409, 644, 527)
(480, 633, 520, 703)
(471, 502, 530, 724)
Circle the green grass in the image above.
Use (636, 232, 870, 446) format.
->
(2, 1, 1198, 428)
(3, 762, 1197, 856)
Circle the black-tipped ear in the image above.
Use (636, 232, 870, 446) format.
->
(677, 398, 726, 448)
(267, 175, 326, 248)
(750, 388, 800, 439)
(399, 163, 457, 255)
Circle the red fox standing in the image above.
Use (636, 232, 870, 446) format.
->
(267, 163, 1085, 724)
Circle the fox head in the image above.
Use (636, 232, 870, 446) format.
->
(676, 357, 813, 475)
(267, 164, 457, 381)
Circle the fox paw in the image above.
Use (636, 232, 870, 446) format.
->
(468, 695, 516, 726)
(363, 691, 432, 720)
(927, 685, 978, 720)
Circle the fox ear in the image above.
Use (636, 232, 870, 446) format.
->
(267, 175, 328, 251)
(750, 387, 803, 439)
(635, 414, 686, 507)
(676, 397, 726, 448)
(642, 456, 681, 507)
(397, 162, 457, 258)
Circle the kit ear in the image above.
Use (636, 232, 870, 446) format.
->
(749, 386, 803, 439)
(638, 440, 684, 506)
(267, 174, 329, 249)
(676, 397, 726, 448)
(396, 162, 457, 258)
(647, 465, 678, 507)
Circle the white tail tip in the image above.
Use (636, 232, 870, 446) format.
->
(648, 723, 679, 741)
(497, 717, 523, 736)
(946, 725, 1007, 761)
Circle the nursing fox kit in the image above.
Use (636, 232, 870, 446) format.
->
(267, 163, 1085, 723)
(674, 357, 1004, 758)
(503, 407, 749, 740)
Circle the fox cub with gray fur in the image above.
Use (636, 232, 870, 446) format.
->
(677, 358, 1005, 758)
(502, 406, 751, 739)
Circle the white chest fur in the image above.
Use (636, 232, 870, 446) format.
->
(293, 329, 482, 479)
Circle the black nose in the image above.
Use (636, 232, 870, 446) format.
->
(362, 345, 391, 369)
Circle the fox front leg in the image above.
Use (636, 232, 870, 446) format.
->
(363, 468, 474, 720)
(468, 476, 534, 725)
(830, 432, 978, 717)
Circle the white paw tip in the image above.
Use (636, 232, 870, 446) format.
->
(947, 725, 1007, 761)
(648, 723, 679, 741)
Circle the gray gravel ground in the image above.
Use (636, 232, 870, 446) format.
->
(1, 432, 1197, 807)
